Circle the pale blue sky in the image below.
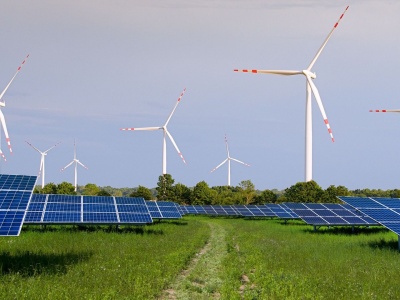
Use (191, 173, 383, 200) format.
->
(0, 0, 399, 190)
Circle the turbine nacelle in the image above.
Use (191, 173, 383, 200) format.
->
(303, 70, 316, 79)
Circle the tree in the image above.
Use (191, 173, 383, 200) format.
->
(156, 174, 175, 201)
(130, 185, 153, 200)
(238, 180, 256, 205)
(254, 189, 278, 204)
(57, 182, 76, 195)
(324, 185, 349, 203)
(97, 189, 112, 196)
(82, 183, 100, 196)
(191, 181, 216, 205)
(284, 181, 325, 203)
(172, 183, 192, 204)
(41, 182, 57, 194)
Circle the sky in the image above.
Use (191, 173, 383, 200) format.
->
(0, 0, 399, 191)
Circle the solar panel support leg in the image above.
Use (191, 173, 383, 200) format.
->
(398, 235, 400, 252)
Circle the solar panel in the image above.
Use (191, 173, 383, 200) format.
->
(268, 204, 299, 219)
(284, 202, 377, 227)
(339, 196, 400, 236)
(146, 201, 182, 219)
(25, 194, 152, 224)
(0, 174, 37, 236)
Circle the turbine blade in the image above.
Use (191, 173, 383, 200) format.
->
(307, 6, 349, 70)
(61, 161, 74, 171)
(0, 110, 12, 153)
(120, 127, 161, 131)
(231, 157, 250, 167)
(44, 141, 61, 153)
(78, 161, 89, 170)
(0, 149, 6, 161)
(25, 140, 42, 154)
(165, 129, 186, 164)
(224, 135, 230, 157)
(369, 109, 400, 113)
(164, 88, 186, 127)
(234, 69, 302, 76)
(211, 158, 228, 173)
(0, 54, 29, 101)
(305, 74, 334, 142)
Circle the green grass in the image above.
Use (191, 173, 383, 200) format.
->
(0, 220, 209, 299)
(1, 217, 400, 299)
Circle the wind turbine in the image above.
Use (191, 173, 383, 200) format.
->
(211, 135, 250, 186)
(121, 88, 187, 175)
(61, 140, 88, 192)
(234, 6, 349, 182)
(26, 141, 60, 188)
(0, 55, 29, 161)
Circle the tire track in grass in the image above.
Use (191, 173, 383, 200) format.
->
(161, 220, 226, 300)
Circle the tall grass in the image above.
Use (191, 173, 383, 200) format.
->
(219, 219, 400, 299)
(1, 217, 400, 299)
(0, 221, 209, 299)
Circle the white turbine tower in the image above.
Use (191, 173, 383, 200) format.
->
(211, 135, 250, 186)
(234, 6, 349, 182)
(0, 55, 29, 161)
(26, 141, 60, 188)
(61, 140, 88, 192)
(121, 88, 187, 175)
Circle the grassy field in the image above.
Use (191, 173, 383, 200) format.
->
(0, 217, 400, 299)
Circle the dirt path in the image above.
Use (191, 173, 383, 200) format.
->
(160, 221, 227, 299)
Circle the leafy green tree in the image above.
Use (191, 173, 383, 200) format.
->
(254, 189, 278, 204)
(41, 182, 57, 194)
(324, 185, 350, 203)
(238, 180, 256, 204)
(156, 174, 175, 201)
(97, 189, 112, 196)
(172, 183, 192, 204)
(191, 181, 216, 205)
(82, 183, 100, 196)
(130, 185, 153, 200)
(57, 182, 76, 195)
(284, 181, 325, 203)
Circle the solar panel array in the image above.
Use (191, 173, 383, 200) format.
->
(283, 202, 377, 226)
(0, 174, 37, 236)
(339, 196, 400, 235)
(26, 194, 153, 224)
(146, 201, 182, 219)
(179, 204, 299, 219)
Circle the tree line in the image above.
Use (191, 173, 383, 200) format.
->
(34, 175, 400, 205)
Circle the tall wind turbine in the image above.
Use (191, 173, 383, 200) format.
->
(234, 6, 349, 182)
(26, 141, 60, 188)
(0, 55, 29, 161)
(211, 135, 250, 186)
(61, 140, 88, 192)
(121, 88, 187, 175)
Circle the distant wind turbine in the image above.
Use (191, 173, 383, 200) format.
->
(121, 88, 187, 175)
(211, 135, 250, 186)
(61, 140, 88, 192)
(0, 55, 29, 160)
(26, 141, 61, 188)
(234, 6, 349, 182)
